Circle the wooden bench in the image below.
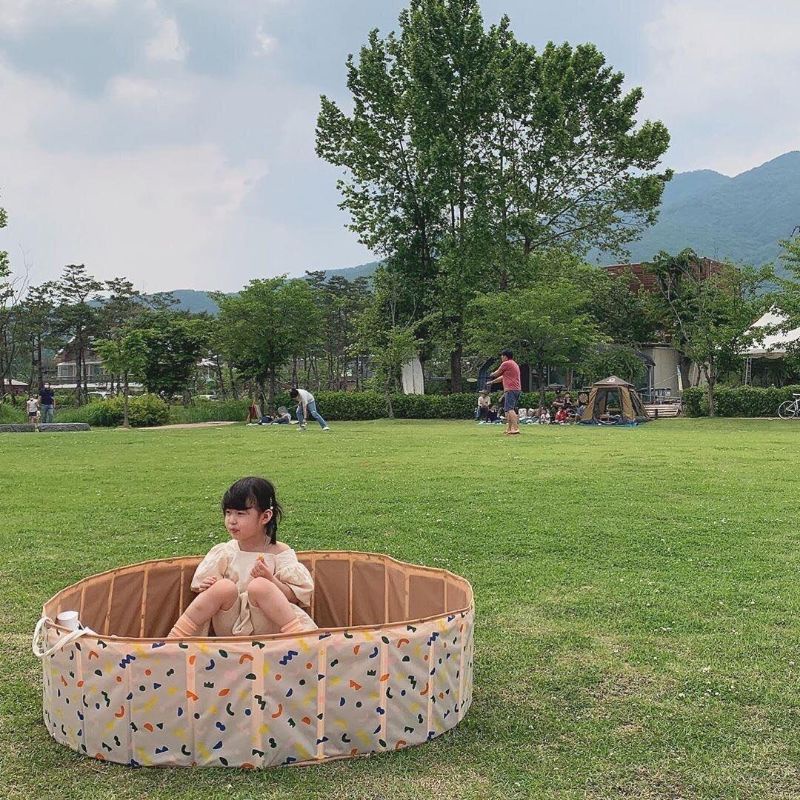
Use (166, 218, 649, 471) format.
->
(644, 403, 682, 419)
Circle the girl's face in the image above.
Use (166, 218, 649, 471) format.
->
(224, 505, 272, 546)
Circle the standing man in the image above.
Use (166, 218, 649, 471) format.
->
(289, 388, 330, 431)
(39, 382, 55, 424)
(486, 349, 521, 435)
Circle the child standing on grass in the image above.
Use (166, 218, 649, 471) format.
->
(168, 477, 318, 638)
(26, 395, 40, 429)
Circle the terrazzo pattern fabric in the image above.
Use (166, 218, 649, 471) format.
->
(41, 611, 474, 767)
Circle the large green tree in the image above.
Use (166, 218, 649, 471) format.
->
(317, 0, 670, 390)
(137, 314, 208, 401)
(304, 272, 372, 390)
(214, 277, 322, 409)
(467, 280, 602, 404)
(0, 196, 18, 397)
(53, 265, 103, 405)
(94, 330, 148, 427)
(648, 249, 773, 416)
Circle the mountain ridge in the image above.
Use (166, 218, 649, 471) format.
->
(164, 152, 800, 313)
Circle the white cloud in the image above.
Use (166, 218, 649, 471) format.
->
(145, 16, 187, 63)
(2, 141, 269, 291)
(0, 0, 117, 36)
(640, 0, 800, 174)
(254, 23, 277, 55)
(108, 75, 160, 103)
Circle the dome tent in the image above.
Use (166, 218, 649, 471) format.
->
(580, 375, 650, 425)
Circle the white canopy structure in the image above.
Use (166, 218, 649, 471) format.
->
(743, 310, 800, 358)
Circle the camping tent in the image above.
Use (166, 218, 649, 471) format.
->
(580, 375, 650, 425)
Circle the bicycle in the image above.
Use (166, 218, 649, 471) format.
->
(777, 393, 800, 419)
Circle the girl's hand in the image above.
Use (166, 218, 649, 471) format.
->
(250, 558, 273, 580)
(197, 576, 218, 592)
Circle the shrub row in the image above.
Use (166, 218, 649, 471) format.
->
(57, 394, 170, 427)
(682, 385, 800, 417)
(285, 390, 559, 421)
(0, 402, 23, 424)
(27, 389, 567, 428)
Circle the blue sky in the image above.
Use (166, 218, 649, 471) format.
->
(1, 0, 798, 292)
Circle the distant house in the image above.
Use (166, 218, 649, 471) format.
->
(603, 258, 724, 294)
(52, 341, 110, 389)
(5, 378, 30, 396)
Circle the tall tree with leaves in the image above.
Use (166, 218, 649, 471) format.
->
(94, 331, 148, 427)
(305, 271, 372, 389)
(18, 282, 56, 390)
(137, 313, 208, 401)
(648, 249, 773, 416)
(467, 280, 602, 404)
(0, 195, 20, 397)
(214, 277, 322, 409)
(355, 267, 421, 416)
(53, 265, 103, 405)
(317, 0, 670, 390)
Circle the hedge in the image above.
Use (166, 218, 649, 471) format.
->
(57, 394, 170, 427)
(682, 385, 800, 417)
(32, 389, 569, 428)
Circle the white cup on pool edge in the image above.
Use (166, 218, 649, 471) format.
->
(56, 610, 80, 631)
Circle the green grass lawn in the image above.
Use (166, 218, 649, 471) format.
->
(2, 419, 799, 799)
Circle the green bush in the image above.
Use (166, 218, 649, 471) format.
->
(682, 385, 800, 417)
(0, 401, 24, 423)
(169, 399, 250, 424)
(58, 394, 170, 427)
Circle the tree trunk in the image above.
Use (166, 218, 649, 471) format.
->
(705, 363, 716, 417)
(75, 339, 83, 405)
(37, 335, 43, 389)
(538, 360, 546, 407)
(386, 381, 394, 419)
(214, 356, 226, 399)
(450, 342, 463, 394)
(227, 364, 238, 399)
(268, 369, 277, 410)
(123, 373, 130, 428)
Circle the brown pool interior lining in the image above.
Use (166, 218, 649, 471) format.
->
(43, 552, 473, 639)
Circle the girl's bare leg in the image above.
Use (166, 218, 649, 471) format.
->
(247, 578, 297, 631)
(168, 579, 239, 638)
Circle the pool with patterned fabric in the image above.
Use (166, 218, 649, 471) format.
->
(34, 551, 474, 768)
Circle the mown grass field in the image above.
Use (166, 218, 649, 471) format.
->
(1, 419, 799, 799)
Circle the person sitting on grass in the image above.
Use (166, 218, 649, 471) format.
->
(246, 398, 261, 425)
(476, 390, 491, 422)
(518, 406, 529, 423)
(168, 477, 318, 639)
(554, 406, 569, 424)
(486, 404, 500, 423)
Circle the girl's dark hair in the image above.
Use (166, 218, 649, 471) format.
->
(222, 477, 282, 544)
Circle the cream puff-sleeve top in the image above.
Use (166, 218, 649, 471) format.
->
(190, 541, 314, 607)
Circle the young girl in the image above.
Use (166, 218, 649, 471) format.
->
(168, 477, 318, 638)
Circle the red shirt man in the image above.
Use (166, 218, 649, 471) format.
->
(487, 349, 522, 435)
(493, 357, 521, 391)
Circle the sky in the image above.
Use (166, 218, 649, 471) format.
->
(1, 0, 799, 292)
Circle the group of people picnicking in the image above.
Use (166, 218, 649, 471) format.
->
(478, 349, 586, 435)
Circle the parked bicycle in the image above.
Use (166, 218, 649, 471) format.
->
(777, 393, 800, 419)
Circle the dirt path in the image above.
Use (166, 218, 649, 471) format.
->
(141, 421, 238, 430)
